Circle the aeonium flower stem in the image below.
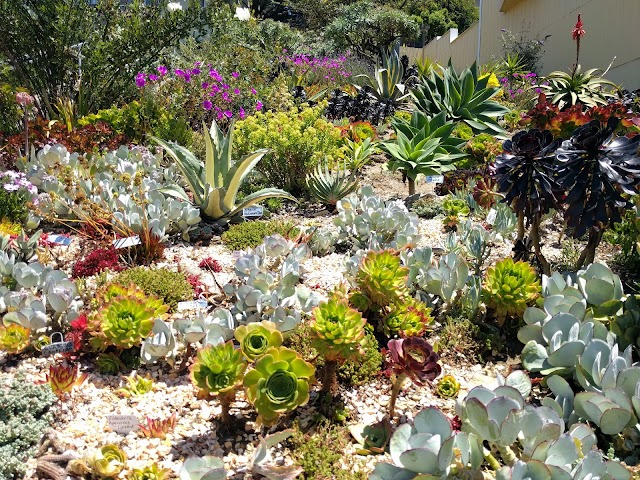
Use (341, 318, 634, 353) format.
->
(388, 373, 407, 418)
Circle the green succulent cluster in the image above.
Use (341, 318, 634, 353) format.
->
(95, 352, 126, 375)
(234, 321, 284, 361)
(436, 375, 461, 398)
(127, 464, 170, 480)
(353, 250, 410, 310)
(310, 298, 366, 362)
(382, 298, 433, 338)
(190, 341, 246, 396)
(483, 258, 540, 325)
(243, 347, 315, 426)
(90, 284, 168, 350)
(221, 220, 300, 251)
(87, 444, 127, 478)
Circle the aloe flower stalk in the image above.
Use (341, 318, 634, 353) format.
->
(571, 14, 586, 75)
(234, 320, 283, 361)
(386, 337, 441, 418)
(243, 347, 315, 426)
(310, 298, 366, 395)
(190, 341, 246, 426)
(46, 363, 88, 398)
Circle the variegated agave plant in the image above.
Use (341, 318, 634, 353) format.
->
(306, 160, 358, 210)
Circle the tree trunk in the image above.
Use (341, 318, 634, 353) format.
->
(516, 213, 525, 242)
(408, 178, 416, 196)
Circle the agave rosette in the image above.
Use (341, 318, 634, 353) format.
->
(243, 346, 314, 426)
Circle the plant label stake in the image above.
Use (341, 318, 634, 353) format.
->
(242, 206, 264, 219)
(48, 235, 72, 246)
(177, 299, 208, 311)
(107, 415, 139, 434)
(425, 175, 444, 184)
(41, 332, 74, 356)
(112, 236, 141, 249)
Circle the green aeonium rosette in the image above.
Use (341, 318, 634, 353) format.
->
(234, 320, 283, 361)
(310, 298, 366, 362)
(190, 340, 246, 396)
(243, 347, 315, 426)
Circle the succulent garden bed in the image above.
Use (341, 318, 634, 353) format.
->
(2, 4, 640, 480)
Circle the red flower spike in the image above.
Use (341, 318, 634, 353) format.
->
(572, 14, 585, 41)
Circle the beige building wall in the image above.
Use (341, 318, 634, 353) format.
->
(403, 0, 640, 90)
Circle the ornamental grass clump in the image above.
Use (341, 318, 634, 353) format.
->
(385, 337, 441, 418)
(483, 258, 540, 326)
(234, 321, 283, 362)
(243, 346, 315, 426)
(310, 298, 366, 395)
(190, 340, 246, 427)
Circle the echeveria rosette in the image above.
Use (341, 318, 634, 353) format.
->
(382, 299, 433, 338)
(0, 323, 31, 354)
(234, 321, 283, 361)
(310, 298, 366, 362)
(355, 250, 410, 309)
(555, 118, 640, 240)
(243, 347, 315, 426)
(386, 337, 441, 418)
(87, 444, 127, 478)
(495, 129, 563, 221)
(483, 258, 540, 326)
(190, 341, 246, 396)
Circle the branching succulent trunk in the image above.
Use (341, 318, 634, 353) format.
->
(218, 390, 235, 428)
(516, 213, 525, 242)
(530, 215, 551, 276)
(407, 178, 416, 196)
(321, 359, 338, 396)
(576, 228, 603, 269)
(388, 373, 407, 418)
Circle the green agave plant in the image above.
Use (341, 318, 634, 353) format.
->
(538, 66, 618, 109)
(411, 61, 510, 136)
(305, 160, 358, 210)
(381, 111, 466, 195)
(87, 444, 127, 478)
(344, 137, 378, 172)
(190, 340, 246, 396)
(152, 119, 297, 225)
(243, 347, 315, 426)
(234, 320, 284, 362)
(354, 48, 410, 106)
(484, 258, 540, 326)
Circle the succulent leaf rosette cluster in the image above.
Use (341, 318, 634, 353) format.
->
(234, 320, 283, 362)
(0, 323, 31, 354)
(87, 444, 127, 478)
(310, 298, 366, 362)
(190, 341, 246, 396)
(483, 258, 540, 326)
(46, 363, 87, 398)
(436, 375, 461, 398)
(89, 284, 168, 350)
(386, 337, 441, 387)
(243, 347, 315, 426)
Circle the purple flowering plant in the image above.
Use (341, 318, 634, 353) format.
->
(279, 51, 353, 89)
(499, 71, 546, 110)
(0, 170, 38, 223)
(135, 63, 264, 129)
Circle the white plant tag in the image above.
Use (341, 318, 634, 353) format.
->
(48, 234, 72, 246)
(242, 206, 264, 218)
(425, 175, 444, 184)
(107, 415, 139, 434)
(177, 299, 208, 311)
(112, 236, 141, 249)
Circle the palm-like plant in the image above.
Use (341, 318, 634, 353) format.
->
(411, 61, 510, 136)
(151, 120, 297, 225)
(537, 66, 618, 110)
(306, 160, 358, 210)
(381, 111, 466, 195)
(555, 117, 640, 267)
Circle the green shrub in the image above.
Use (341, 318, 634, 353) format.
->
(0, 374, 57, 480)
(113, 267, 194, 311)
(233, 102, 346, 196)
(221, 220, 300, 251)
(287, 322, 382, 387)
(435, 315, 503, 362)
(410, 196, 445, 219)
(290, 422, 367, 480)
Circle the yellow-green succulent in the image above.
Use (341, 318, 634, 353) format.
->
(190, 340, 246, 396)
(310, 298, 366, 362)
(234, 320, 283, 361)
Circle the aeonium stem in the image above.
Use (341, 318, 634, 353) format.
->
(321, 359, 338, 396)
(389, 373, 407, 419)
(218, 390, 236, 427)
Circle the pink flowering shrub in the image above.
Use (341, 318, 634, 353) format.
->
(279, 51, 353, 88)
(136, 63, 264, 130)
